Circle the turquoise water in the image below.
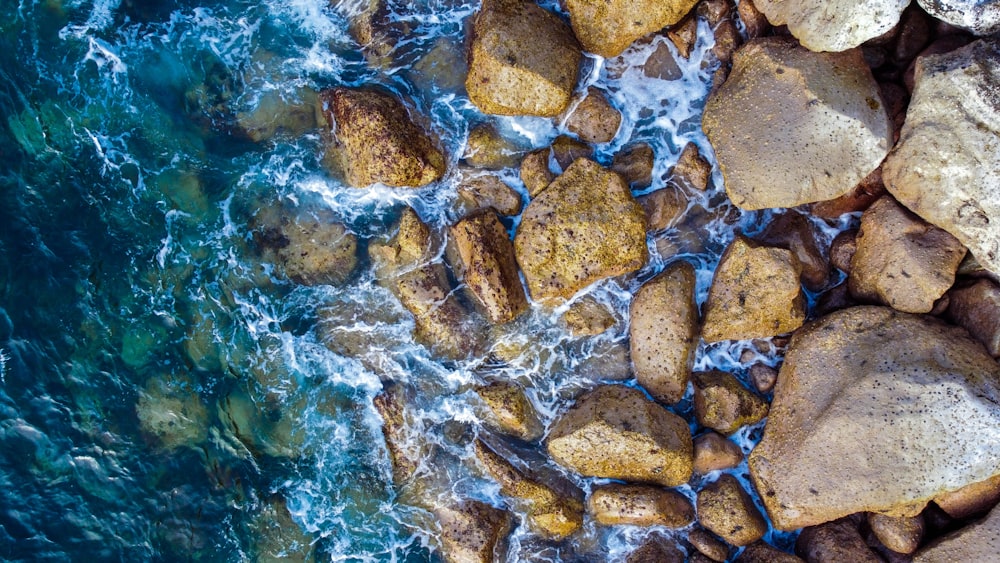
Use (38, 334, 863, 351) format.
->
(0, 0, 839, 560)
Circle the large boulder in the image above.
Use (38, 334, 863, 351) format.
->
(754, 0, 910, 52)
(749, 306, 1000, 530)
(913, 504, 1000, 562)
(449, 209, 528, 324)
(882, 39, 1000, 276)
(251, 204, 357, 286)
(546, 385, 693, 486)
(318, 88, 444, 188)
(465, 0, 582, 117)
(702, 37, 891, 210)
(514, 158, 648, 303)
(563, 0, 698, 58)
(916, 0, 1000, 34)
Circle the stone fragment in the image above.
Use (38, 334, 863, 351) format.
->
(947, 278, 1000, 358)
(251, 203, 357, 287)
(612, 143, 654, 188)
(563, 296, 616, 336)
(693, 431, 745, 474)
(373, 382, 425, 484)
(698, 0, 734, 25)
(345, 0, 408, 62)
(748, 363, 778, 394)
(434, 500, 513, 563)
(688, 528, 730, 562)
(565, 87, 621, 144)
(829, 230, 858, 274)
(882, 39, 1000, 276)
(465, 0, 582, 117)
(701, 236, 806, 342)
(754, 0, 910, 52)
(519, 149, 554, 197)
(547, 385, 693, 486)
(735, 542, 805, 563)
(463, 123, 523, 170)
(914, 504, 1000, 562)
(550, 135, 593, 171)
(638, 187, 689, 232)
(869, 513, 924, 555)
(626, 534, 686, 563)
(457, 174, 522, 217)
(629, 262, 699, 404)
(693, 371, 769, 435)
(737, 0, 771, 39)
(670, 142, 711, 191)
(811, 167, 886, 219)
(934, 473, 1000, 519)
(748, 306, 1000, 530)
(916, 0, 1000, 34)
(711, 19, 741, 63)
(796, 519, 883, 563)
(514, 159, 648, 303)
(756, 210, 830, 291)
(475, 380, 543, 442)
(667, 16, 698, 59)
(703, 37, 891, 210)
(564, 0, 699, 58)
(697, 474, 768, 546)
(588, 484, 694, 527)
(449, 209, 528, 324)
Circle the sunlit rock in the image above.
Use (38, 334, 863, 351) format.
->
(519, 149, 555, 197)
(462, 123, 523, 170)
(564, 0, 698, 57)
(796, 518, 883, 562)
(754, 0, 910, 52)
(694, 371, 768, 435)
(250, 202, 358, 287)
(136, 374, 209, 450)
(588, 484, 694, 527)
(947, 278, 1000, 358)
(913, 503, 1000, 561)
(448, 209, 528, 324)
(916, 0, 1000, 34)
(869, 512, 924, 554)
(693, 431, 744, 474)
(696, 474, 767, 546)
(749, 306, 1000, 530)
(434, 500, 513, 563)
(564, 87, 621, 144)
(475, 380, 543, 442)
(934, 473, 1000, 519)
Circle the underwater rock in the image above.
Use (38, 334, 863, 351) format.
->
(693, 371, 768, 436)
(916, 0, 1000, 34)
(217, 389, 304, 459)
(629, 261, 698, 404)
(869, 512, 924, 555)
(736, 542, 805, 563)
(235, 88, 318, 143)
(456, 173, 522, 217)
(449, 209, 528, 324)
(318, 88, 444, 188)
(434, 500, 513, 563)
(563, 295, 616, 336)
(564, 87, 621, 144)
(703, 37, 891, 210)
(344, 0, 409, 63)
(625, 533, 686, 563)
(514, 158, 647, 303)
(463, 123, 523, 170)
(913, 503, 1000, 561)
(475, 380, 543, 442)
(796, 518, 883, 562)
(465, 0, 581, 117)
(519, 149, 555, 197)
(135, 374, 209, 451)
(546, 385, 693, 487)
(748, 306, 1000, 530)
(251, 496, 315, 563)
(849, 196, 966, 314)
(587, 484, 694, 527)
(251, 203, 357, 286)
(753, 0, 910, 52)
(637, 186, 689, 232)
(946, 278, 1000, 357)
(611, 143, 654, 189)
(688, 528, 731, 562)
(696, 474, 768, 546)
(701, 236, 806, 342)
(882, 39, 1000, 276)
(693, 431, 744, 474)
(563, 0, 698, 57)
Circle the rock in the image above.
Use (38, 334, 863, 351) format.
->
(456, 173, 522, 217)
(903, 35, 974, 94)
(811, 166, 886, 219)
(914, 504, 1000, 562)
(693, 431, 745, 474)
(373, 382, 425, 484)
(563, 0, 698, 57)
(475, 380, 543, 442)
(465, 0, 582, 117)
(318, 88, 445, 188)
(550, 135, 593, 171)
(697, 474, 768, 546)
(251, 203, 357, 286)
(883, 39, 1000, 276)
(136, 374, 209, 450)
(670, 142, 711, 191)
(667, 16, 698, 59)
(698, 0, 734, 24)
(736, 542, 805, 563)
(754, 0, 910, 52)
(565, 87, 621, 144)
(737, 0, 771, 39)
(934, 473, 1000, 519)
(449, 209, 528, 324)
(869, 513, 924, 555)
(693, 371, 769, 435)
(463, 123, 522, 169)
(748, 306, 1000, 530)
(688, 528, 730, 562)
(796, 519, 883, 563)
(712, 19, 741, 64)
(701, 236, 806, 342)
(703, 37, 891, 210)
(546, 385, 693, 486)
(638, 187, 689, 231)
(749, 363, 778, 394)
(252, 496, 315, 563)
(829, 230, 858, 274)
(563, 296, 616, 336)
(345, 0, 407, 61)
(235, 88, 318, 142)
(849, 196, 967, 314)
(434, 500, 513, 563)
(756, 211, 830, 291)
(514, 158, 648, 303)
(519, 149, 554, 197)
(626, 534, 686, 563)
(916, 0, 1000, 34)
(947, 277, 1000, 358)
(410, 38, 467, 95)
(629, 262, 699, 404)
(612, 143, 654, 188)
(588, 484, 694, 527)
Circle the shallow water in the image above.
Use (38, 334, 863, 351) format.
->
(0, 0, 850, 561)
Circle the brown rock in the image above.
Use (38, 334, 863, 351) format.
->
(667, 16, 698, 59)
(934, 473, 1000, 519)
(519, 149, 555, 197)
(612, 143, 655, 188)
(688, 528, 730, 562)
(701, 236, 806, 342)
(670, 142, 711, 191)
(550, 135, 593, 172)
(626, 534, 686, 563)
(712, 19, 741, 64)
(514, 158, 648, 303)
(869, 513, 924, 555)
(913, 504, 1000, 562)
(319, 88, 445, 188)
(748, 363, 778, 394)
(946, 278, 1000, 357)
(449, 209, 528, 324)
(236, 87, 318, 143)
(697, 474, 768, 546)
(849, 196, 967, 314)
(796, 519, 883, 563)
(698, 0, 733, 25)
(736, 542, 805, 563)
(345, 0, 407, 62)
(638, 187, 689, 232)
(546, 385, 693, 486)
(564, 0, 699, 57)
(629, 262, 699, 404)
(476, 380, 543, 442)
(588, 484, 694, 527)
(811, 167, 886, 219)
(434, 500, 513, 563)
(693, 371, 769, 435)
(737, 0, 771, 39)
(463, 123, 522, 169)
(251, 203, 357, 286)
(563, 296, 616, 336)
(693, 431, 745, 474)
(756, 210, 830, 291)
(639, 38, 685, 80)
(456, 174, 522, 217)
(565, 87, 621, 144)
(829, 230, 858, 274)
(373, 382, 424, 484)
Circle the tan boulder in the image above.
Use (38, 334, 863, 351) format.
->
(465, 0, 581, 117)
(868, 512, 924, 555)
(735, 542, 804, 563)
(702, 37, 891, 210)
(463, 123, 522, 170)
(688, 528, 730, 562)
(693, 431, 744, 474)
(612, 143, 654, 189)
(546, 385, 693, 486)
(514, 158, 648, 303)
(629, 262, 698, 404)
(626, 534, 686, 563)
(563, 295, 616, 336)
(697, 474, 768, 546)
(749, 306, 1000, 530)
(519, 149, 554, 197)
(456, 174, 522, 217)
(947, 278, 1000, 358)
(913, 504, 1000, 562)
(475, 380, 543, 442)
(849, 196, 966, 314)
(449, 209, 528, 324)
(795, 518, 883, 563)
(251, 203, 357, 286)
(701, 236, 806, 342)
(564, 0, 698, 57)
(754, 0, 909, 52)
(565, 87, 621, 144)
(434, 500, 513, 563)
(588, 484, 694, 527)
(318, 88, 444, 188)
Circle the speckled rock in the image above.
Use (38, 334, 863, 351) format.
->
(869, 513, 924, 555)
(629, 262, 698, 404)
(319, 88, 444, 188)
(697, 474, 768, 546)
(547, 385, 693, 486)
(849, 196, 966, 313)
(475, 380, 543, 442)
(688, 528, 730, 562)
(670, 142, 711, 191)
(564, 0, 698, 57)
(703, 37, 891, 210)
(565, 87, 621, 144)
(701, 236, 806, 342)
(588, 484, 694, 527)
(736, 542, 805, 563)
(563, 296, 616, 336)
(694, 371, 769, 435)
(514, 158, 648, 303)
(749, 306, 1000, 530)
(251, 203, 357, 286)
(916, 0, 1000, 34)
(626, 534, 686, 563)
(883, 39, 1000, 276)
(947, 278, 1000, 357)
(913, 504, 1000, 562)
(449, 209, 527, 324)
(612, 143, 654, 188)
(519, 149, 554, 197)
(638, 187, 689, 232)
(463, 123, 523, 169)
(465, 0, 582, 117)
(934, 473, 1000, 519)
(796, 518, 883, 563)
(754, 0, 910, 52)
(693, 431, 745, 474)
(749, 363, 778, 394)
(456, 173, 522, 217)
(434, 500, 513, 563)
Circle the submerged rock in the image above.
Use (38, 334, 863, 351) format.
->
(913, 503, 1000, 561)
(434, 500, 513, 563)
(796, 518, 883, 563)
(588, 484, 694, 528)
(563, 295, 616, 336)
(463, 123, 523, 170)
(754, 0, 910, 52)
(916, 0, 1000, 34)
(475, 380, 543, 442)
(669, 142, 711, 192)
(449, 209, 528, 324)
(251, 203, 357, 286)
(696, 474, 768, 546)
(564, 0, 698, 57)
(136, 374, 209, 451)
(373, 382, 425, 485)
(251, 496, 315, 563)
(749, 306, 1000, 530)
(235, 87, 318, 143)
(703, 37, 891, 210)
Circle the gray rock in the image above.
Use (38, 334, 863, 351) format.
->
(917, 0, 1000, 34)
(755, 0, 911, 52)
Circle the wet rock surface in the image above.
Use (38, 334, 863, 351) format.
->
(796, 518, 884, 563)
(251, 203, 357, 287)
(913, 504, 1000, 561)
(869, 512, 924, 555)
(434, 500, 513, 563)
(449, 209, 528, 324)
(693, 371, 768, 435)
(588, 483, 694, 527)
(693, 431, 745, 474)
(754, 0, 909, 52)
(696, 474, 768, 546)
(475, 380, 543, 442)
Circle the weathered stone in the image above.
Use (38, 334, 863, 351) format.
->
(670, 142, 711, 191)
(829, 230, 858, 274)
(626, 534, 686, 563)
(694, 371, 769, 435)
(251, 204, 357, 287)
(550, 135, 593, 171)
(702, 236, 806, 342)
(547, 385, 693, 486)
(693, 431, 745, 474)
(697, 474, 768, 546)
(934, 473, 1000, 519)
(883, 39, 1000, 276)
(344, 0, 407, 61)
(796, 519, 883, 563)
(756, 210, 830, 291)
(475, 380, 543, 442)
(869, 513, 924, 555)
(638, 187, 689, 232)
(565, 87, 621, 144)
(564, 0, 699, 58)
(737, 0, 771, 39)
(916, 0, 1000, 34)
(463, 123, 522, 170)
(319, 88, 444, 188)
(456, 174, 522, 217)
(563, 295, 616, 336)
(434, 500, 513, 563)
(629, 262, 698, 404)
(914, 504, 1000, 562)
(612, 143, 654, 188)
(688, 528, 730, 562)
(736, 542, 805, 563)
(373, 382, 425, 485)
(749, 363, 778, 394)
(703, 37, 891, 210)
(519, 149, 554, 197)
(465, 0, 582, 117)
(712, 19, 741, 64)
(947, 277, 1000, 359)
(449, 209, 528, 324)
(514, 159, 648, 303)
(667, 16, 698, 59)
(754, 0, 910, 52)
(749, 306, 1000, 530)
(588, 484, 694, 527)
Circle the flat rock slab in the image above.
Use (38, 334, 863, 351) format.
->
(755, 0, 910, 52)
